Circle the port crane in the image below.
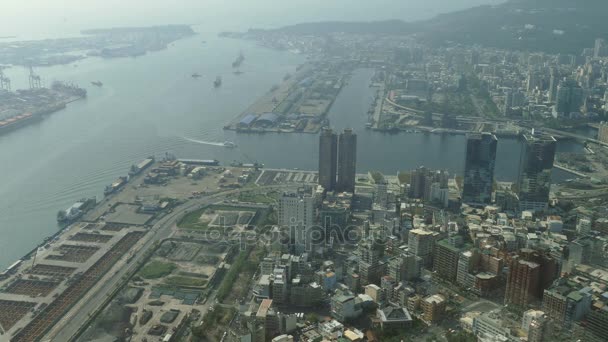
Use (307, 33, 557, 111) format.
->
(0, 66, 11, 91)
(28, 65, 42, 89)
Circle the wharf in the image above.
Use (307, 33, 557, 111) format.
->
(224, 62, 347, 134)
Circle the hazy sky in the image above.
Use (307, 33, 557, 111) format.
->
(0, 0, 504, 38)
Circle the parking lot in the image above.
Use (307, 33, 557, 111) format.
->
(256, 169, 318, 186)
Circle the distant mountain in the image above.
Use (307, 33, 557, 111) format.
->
(251, 20, 415, 35)
(417, 0, 608, 54)
(258, 0, 608, 54)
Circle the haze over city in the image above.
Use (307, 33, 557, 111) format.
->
(0, 1, 608, 342)
(1, 0, 504, 38)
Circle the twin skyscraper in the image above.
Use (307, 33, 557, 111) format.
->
(462, 130, 556, 211)
(318, 128, 357, 193)
(319, 127, 555, 212)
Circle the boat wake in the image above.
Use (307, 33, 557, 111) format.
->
(183, 137, 237, 148)
(183, 137, 225, 147)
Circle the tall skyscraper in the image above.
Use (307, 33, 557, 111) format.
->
(555, 78, 584, 117)
(462, 133, 498, 206)
(279, 189, 316, 253)
(408, 166, 429, 199)
(526, 71, 540, 92)
(337, 129, 357, 193)
(318, 128, 337, 191)
(594, 38, 606, 58)
(517, 131, 557, 212)
(548, 67, 558, 102)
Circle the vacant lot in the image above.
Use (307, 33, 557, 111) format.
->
(238, 190, 279, 204)
(164, 276, 207, 288)
(178, 206, 257, 231)
(138, 261, 176, 279)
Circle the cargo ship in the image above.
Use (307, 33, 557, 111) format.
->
(178, 159, 220, 166)
(57, 197, 97, 223)
(129, 156, 155, 176)
(230, 161, 264, 168)
(104, 176, 128, 196)
(0, 113, 41, 135)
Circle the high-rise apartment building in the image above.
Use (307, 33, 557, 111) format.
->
(462, 133, 497, 206)
(388, 252, 422, 282)
(517, 131, 557, 212)
(408, 167, 449, 206)
(337, 129, 357, 193)
(433, 237, 465, 282)
(594, 38, 606, 58)
(505, 249, 558, 308)
(319, 128, 338, 191)
(408, 229, 436, 267)
(555, 78, 584, 117)
(279, 188, 316, 253)
(548, 67, 559, 102)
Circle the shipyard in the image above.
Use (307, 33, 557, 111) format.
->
(0, 78, 86, 136)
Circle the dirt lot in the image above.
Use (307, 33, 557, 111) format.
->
(104, 203, 153, 226)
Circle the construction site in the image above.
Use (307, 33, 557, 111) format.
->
(78, 239, 229, 341)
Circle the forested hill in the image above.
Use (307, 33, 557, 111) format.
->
(252, 0, 608, 54)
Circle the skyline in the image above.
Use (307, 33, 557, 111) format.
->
(1, 1, 607, 341)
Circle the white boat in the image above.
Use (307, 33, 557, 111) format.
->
(223, 141, 237, 148)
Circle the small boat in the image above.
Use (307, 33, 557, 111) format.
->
(214, 76, 222, 88)
(91, 81, 103, 87)
(232, 51, 245, 68)
(223, 141, 237, 148)
(192, 73, 202, 78)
